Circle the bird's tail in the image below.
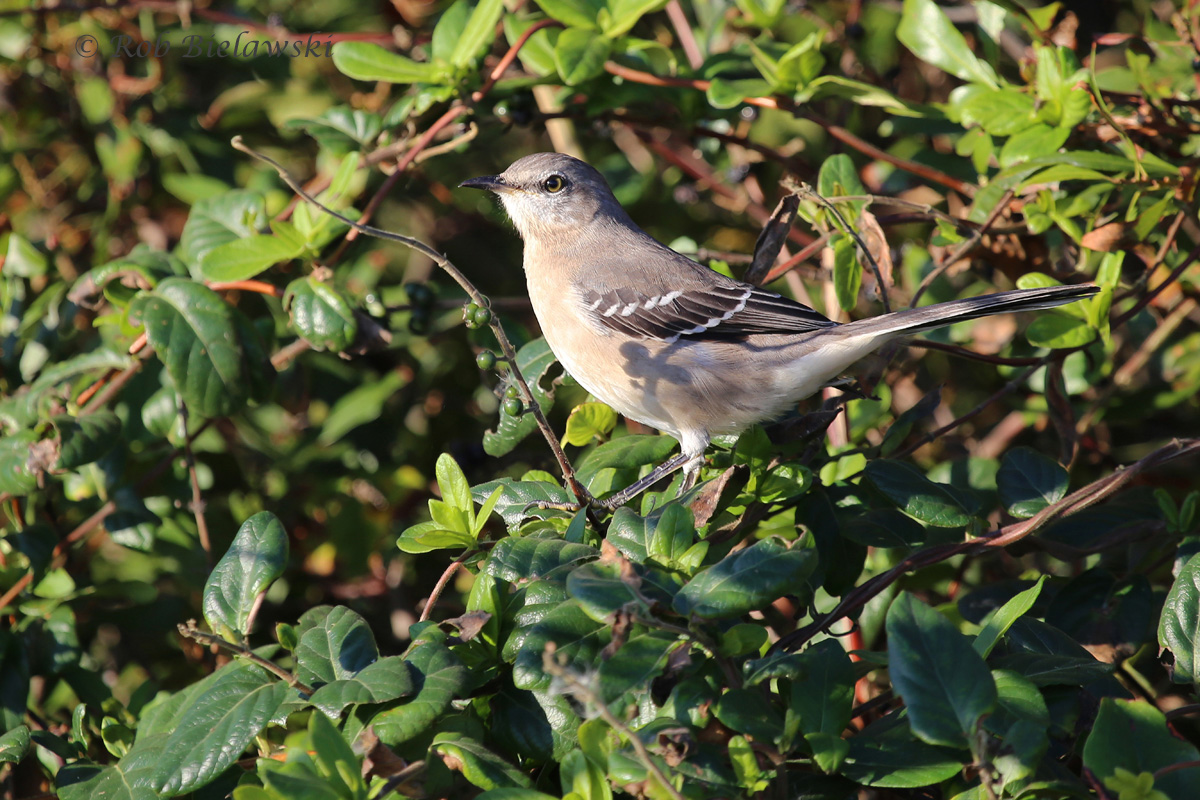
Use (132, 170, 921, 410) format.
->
(846, 284, 1100, 339)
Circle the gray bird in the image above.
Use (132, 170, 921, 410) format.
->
(462, 153, 1097, 508)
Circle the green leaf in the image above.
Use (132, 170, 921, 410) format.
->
(999, 123, 1071, 168)
(1082, 698, 1200, 798)
(991, 617, 1114, 686)
(483, 339, 558, 457)
(0, 430, 38, 495)
(602, 0, 668, 37)
(308, 712, 365, 796)
(317, 370, 406, 446)
(997, 448, 1069, 518)
(0, 725, 30, 764)
(961, 88, 1038, 136)
(674, 538, 816, 619)
(435, 453, 472, 513)
(131, 278, 248, 418)
(51, 412, 121, 470)
(151, 663, 288, 796)
(283, 107, 383, 151)
(371, 629, 468, 745)
(451, 0, 505, 68)
(554, 28, 612, 86)
(283, 277, 358, 352)
(533, 0, 603, 29)
(973, 576, 1046, 658)
(476, 791, 560, 800)
(470, 478, 576, 529)
(897, 0, 999, 88)
(886, 593, 997, 748)
(1159, 553, 1200, 685)
(563, 402, 618, 446)
(431, 0, 472, 64)
(178, 191, 268, 267)
(864, 460, 979, 527)
(432, 733, 533, 790)
(716, 687, 785, 742)
(789, 640, 855, 737)
(576, 434, 678, 485)
(513, 600, 608, 691)
(503, 16, 560, 77)
(331, 42, 443, 84)
(294, 606, 380, 687)
(202, 512, 289, 641)
(831, 234, 860, 312)
(5, 234, 48, 277)
(198, 234, 303, 282)
(565, 560, 649, 623)
(307, 656, 413, 718)
(818, 153, 866, 202)
(1025, 310, 1095, 349)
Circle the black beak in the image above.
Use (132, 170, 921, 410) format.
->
(459, 175, 510, 192)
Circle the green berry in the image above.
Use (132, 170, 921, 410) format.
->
(504, 384, 520, 399)
(408, 314, 429, 335)
(503, 397, 523, 417)
(464, 301, 479, 319)
(471, 306, 492, 326)
(476, 350, 497, 370)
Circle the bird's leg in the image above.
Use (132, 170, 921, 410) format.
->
(596, 452, 691, 510)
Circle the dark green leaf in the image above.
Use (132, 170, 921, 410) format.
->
(485, 537, 597, 583)
(576, 435, 678, 484)
(886, 593, 996, 748)
(283, 107, 383, 151)
(151, 663, 287, 796)
(0, 431, 39, 495)
(283, 277, 358, 352)
(997, 448, 1069, 518)
(840, 716, 965, 788)
(371, 629, 468, 746)
(306, 656, 413, 717)
(789, 640, 855, 737)
(1159, 553, 1200, 685)
(1082, 698, 1200, 799)
(52, 412, 120, 470)
(483, 339, 558, 457)
(0, 725, 30, 764)
(864, 460, 979, 527)
(431, 732, 533, 790)
(177, 191, 268, 267)
(513, 600, 608, 691)
(294, 606, 379, 688)
(716, 688, 785, 742)
(203, 512, 289, 641)
(974, 576, 1046, 658)
(131, 278, 247, 418)
(993, 618, 1114, 686)
(470, 479, 576, 530)
(674, 538, 816, 619)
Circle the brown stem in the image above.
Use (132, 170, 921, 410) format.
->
(910, 188, 1015, 308)
(178, 620, 314, 695)
(208, 280, 284, 297)
(178, 401, 213, 565)
(542, 647, 686, 800)
(419, 552, 473, 622)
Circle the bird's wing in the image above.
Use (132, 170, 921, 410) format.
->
(579, 282, 836, 342)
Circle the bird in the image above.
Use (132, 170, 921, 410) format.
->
(461, 152, 1098, 508)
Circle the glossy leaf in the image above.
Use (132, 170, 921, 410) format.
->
(432, 732, 533, 790)
(331, 42, 443, 84)
(371, 629, 468, 745)
(203, 512, 289, 641)
(131, 278, 248, 418)
(864, 460, 979, 527)
(1159, 553, 1200, 684)
(997, 448, 1068, 518)
(283, 277, 358, 352)
(674, 538, 816, 619)
(554, 28, 612, 86)
(486, 537, 597, 583)
(199, 234, 303, 282)
(1082, 698, 1200, 798)
(294, 606, 379, 687)
(897, 0, 998, 88)
(886, 593, 996, 748)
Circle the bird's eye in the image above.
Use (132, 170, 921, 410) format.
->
(542, 175, 566, 193)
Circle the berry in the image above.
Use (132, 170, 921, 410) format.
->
(476, 350, 497, 370)
(503, 397, 523, 417)
(404, 282, 433, 307)
(504, 384, 520, 399)
(471, 306, 492, 326)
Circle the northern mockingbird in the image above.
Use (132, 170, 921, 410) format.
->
(462, 153, 1098, 508)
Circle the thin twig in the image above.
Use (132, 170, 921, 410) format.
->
(910, 189, 1015, 308)
(178, 400, 213, 565)
(419, 552, 473, 622)
(376, 760, 428, 798)
(790, 181, 891, 311)
(542, 647, 686, 800)
(178, 620, 315, 695)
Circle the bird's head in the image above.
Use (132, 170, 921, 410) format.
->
(460, 152, 625, 242)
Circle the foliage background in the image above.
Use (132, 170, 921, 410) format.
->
(2, 0, 1200, 798)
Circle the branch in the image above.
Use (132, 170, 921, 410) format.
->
(178, 620, 314, 695)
